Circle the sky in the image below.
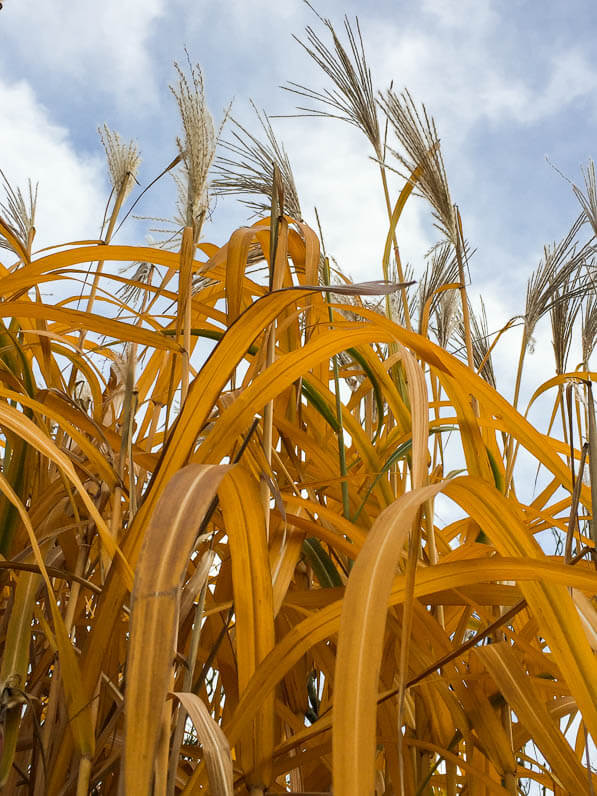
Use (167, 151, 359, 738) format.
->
(0, 0, 596, 424)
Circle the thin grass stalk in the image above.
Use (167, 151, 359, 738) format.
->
(112, 153, 182, 241)
(144, 265, 178, 317)
(423, 499, 444, 628)
(162, 352, 179, 443)
(167, 509, 241, 791)
(446, 761, 457, 796)
(454, 207, 475, 374)
(430, 373, 445, 472)
(584, 722, 596, 796)
(63, 544, 87, 636)
(485, 601, 517, 795)
(332, 356, 350, 519)
(154, 672, 174, 796)
(586, 381, 597, 548)
(76, 756, 92, 796)
(565, 443, 588, 562)
(180, 216, 206, 405)
(575, 380, 591, 517)
(126, 389, 138, 518)
(145, 401, 163, 453)
(259, 166, 283, 540)
(531, 390, 570, 532)
(558, 385, 570, 461)
(166, 554, 213, 796)
(565, 383, 582, 560)
(489, 328, 519, 796)
(115, 343, 138, 527)
(379, 164, 412, 329)
(261, 324, 276, 526)
(501, 710, 517, 795)
(475, 317, 519, 379)
(110, 482, 123, 543)
(85, 175, 130, 320)
(414, 692, 432, 794)
(180, 226, 195, 405)
(67, 163, 134, 405)
(397, 513, 423, 793)
(504, 334, 528, 491)
(322, 255, 350, 519)
(364, 389, 373, 438)
(511, 333, 527, 411)
(37, 660, 62, 787)
(552, 287, 582, 458)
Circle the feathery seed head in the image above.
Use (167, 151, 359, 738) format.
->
(550, 282, 582, 375)
(573, 159, 597, 236)
(417, 241, 460, 331)
(118, 261, 155, 308)
(213, 103, 302, 221)
(524, 213, 587, 343)
(170, 51, 217, 236)
(98, 125, 141, 201)
(381, 89, 457, 245)
(283, 9, 382, 158)
(0, 170, 38, 257)
(582, 293, 597, 368)
(434, 289, 459, 349)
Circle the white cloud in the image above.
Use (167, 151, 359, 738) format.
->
(420, 0, 498, 32)
(197, 0, 298, 24)
(477, 49, 597, 126)
(367, 4, 596, 138)
(1, 0, 165, 108)
(528, 50, 597, 122)
(0, 78, 107, 256)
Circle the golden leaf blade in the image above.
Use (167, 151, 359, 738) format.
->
(124, 463, 231, 796)
(475, 643, 593, 793)
(169, 691, 233, 796)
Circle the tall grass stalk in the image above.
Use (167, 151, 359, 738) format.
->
(322, 253, 351, 519)
(86, 126, 140, 319)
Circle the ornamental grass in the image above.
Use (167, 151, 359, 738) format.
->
(0, 14, 596, 796)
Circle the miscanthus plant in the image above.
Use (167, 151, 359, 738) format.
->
(1, 15, 597, 796)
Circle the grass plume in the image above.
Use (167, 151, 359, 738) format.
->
(0, 170, 38, 258)
(381, 88, 456, 244)
(283, 5, 382, 157)
(98, 124, 141, 206)
(170, 49, 218, 240)
(213, 103, 302, 220)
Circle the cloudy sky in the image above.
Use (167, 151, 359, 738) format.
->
(0, 0, 595, 417)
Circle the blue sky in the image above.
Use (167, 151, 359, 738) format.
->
(0, 0, 596, 412)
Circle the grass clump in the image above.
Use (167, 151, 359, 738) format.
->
(0, 13, 596, 796)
